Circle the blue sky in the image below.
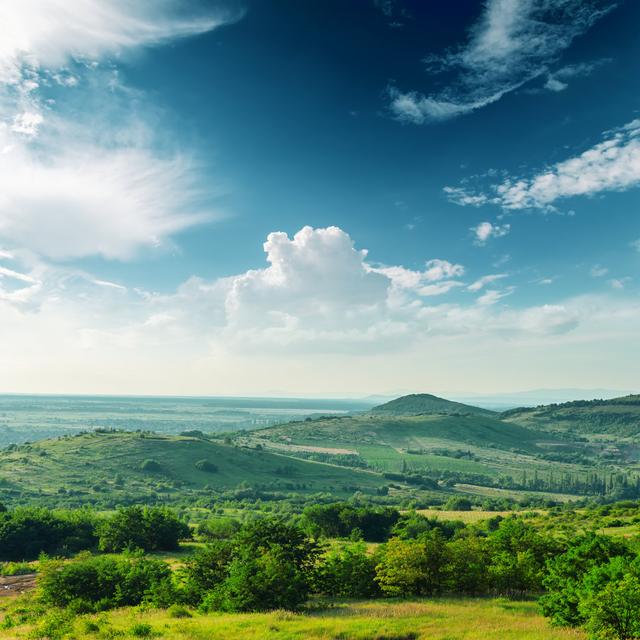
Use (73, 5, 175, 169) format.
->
(0, 0, 638, 396)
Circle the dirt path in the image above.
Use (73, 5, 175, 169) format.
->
(0, 574, 37, 597)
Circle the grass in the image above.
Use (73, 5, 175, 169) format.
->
(0, 598, 585, 639)
(415, 509, 540, 524)
(0, 431, 387, 507)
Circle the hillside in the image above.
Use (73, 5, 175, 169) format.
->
(502, 394, 640, 437)
(0, 430, 388, 508)
(371, 393, 496, 417)
(244, 409, 595, 496)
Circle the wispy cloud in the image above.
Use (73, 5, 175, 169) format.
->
(0, 1, 237, 261)
(590, 264, 609, 277)
(389, 0, 614, 123)
(447, 119, 640, 211)
(467, 273, 508, 292)
(542, 58, 611, 92)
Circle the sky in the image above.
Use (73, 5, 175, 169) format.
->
(0, 0, 638, 397)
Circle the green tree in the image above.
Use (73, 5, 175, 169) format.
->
(583, 576, 640, 640)
(375, 531, 449, 597)
(315, 541, 379, 598)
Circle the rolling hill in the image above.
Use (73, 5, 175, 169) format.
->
(0, 430, 389, 508)
(243, 395, 585, 491)
(370, 393, 496, 417)
(501, 394, 640, 437)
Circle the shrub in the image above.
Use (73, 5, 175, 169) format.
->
(167, 604, 192, 618)
(375, 531, 449, 597)
(98, 506, 189, 552)
(140, 459, 162, 472)
(202, 546, 309, 612)
(197, 517, 240, 541)
(315, 541, 380, 598)
(38, 553, 172, 611)
(0, 507, 97, 561)
(195, 459, 218, 473)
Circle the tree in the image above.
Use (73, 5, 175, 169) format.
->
(98, 506, 189, 552)
(583, 576, 640, 640)
(375, 531, 449, 597)
(203, 546, 309, 612)
(540, 534, 631, 627)
(315, 542, 379, 598)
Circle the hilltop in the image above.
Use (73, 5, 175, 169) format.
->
(502, 394, 640, 437)
(371, 393, 496, 417)
(0, 430, 388, 508)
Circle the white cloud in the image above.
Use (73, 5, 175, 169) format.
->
(0, 1, 234, 262)
(370, 258, 465, 298)
(2, 225, 639, 394)
(0, 1, 236, 83)
(471, 221, 511, 245)
(609, 277, 630, 290)
(447, 119, 640, 211)
(10, 111, 43, 136)
(389, 0, 613, 123)
(632, 239, 640, 252)
(543, 59, 609, 93)
(590, 264, 609, 277)
(477, 287, 515, 306)
(0, 142, 209, 260)
(467, 273, 508, 292)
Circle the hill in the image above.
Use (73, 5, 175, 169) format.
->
(0, 430, 388, 508)
(243, 408, 594, 498)
(502, 394, 640, 437)
(371, 393, 496, 417)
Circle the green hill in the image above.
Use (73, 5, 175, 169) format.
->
(502, 394, 640, 437)
(0, 430, 388, 508)
(244, 408, 581, 491)
(371, 393, 496, 417)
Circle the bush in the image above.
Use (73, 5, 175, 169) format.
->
(140, 459, 162, 472)
(540, 534, 631, 627)
(202, 547, 309, 612)
(98, 506, 190, 552)
(315, 542, 380, 598)
(302, 503, 399, 542)
(375, 531, 449, 597)
(38, 553, 172, 611)
(195, 459, 218, 473)
(0, 507, 97, 561)
(197, 517, 240, 541)
(583, 575, 640, 640)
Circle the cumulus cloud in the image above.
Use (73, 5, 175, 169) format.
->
(590, 264, 609, 277)
(3, 225, 640, 394)
(471, 221, 511, 245)
(389, 0, 614, 123)
(446, 119, 640, 211)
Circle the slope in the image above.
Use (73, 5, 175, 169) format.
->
(502, 395, 640, 438)
(0, 430, 388, 508)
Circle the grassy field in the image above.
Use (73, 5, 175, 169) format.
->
(0, 598, 585, 640)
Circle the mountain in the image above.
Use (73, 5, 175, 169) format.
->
(0, 430, 387, 508)
(502, 394, 640, 437)
(370, 393, 496, 417)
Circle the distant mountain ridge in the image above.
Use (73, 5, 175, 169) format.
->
(370, 393, 496, 417)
